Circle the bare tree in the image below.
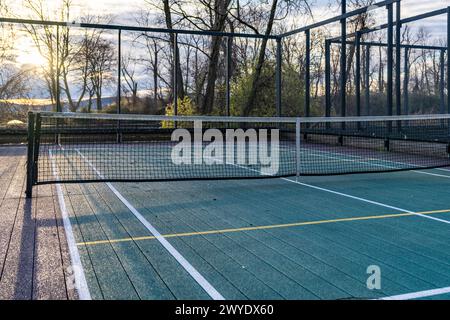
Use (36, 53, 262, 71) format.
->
(240, 0, 311, 116)
(162, 0, 185, 101)
(200, 0, 232, 114)
(84, 30, 115, 111)
(22, 0, 69, 109)
(242, 0, 278, 116)
(121, 54, 139, 109)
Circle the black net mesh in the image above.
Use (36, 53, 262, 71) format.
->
(29, 113, 450, 186)
(300, 119, 450, 175)
(34, 114, 297, 183)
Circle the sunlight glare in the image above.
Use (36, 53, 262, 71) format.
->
(15, 38, 47, 68)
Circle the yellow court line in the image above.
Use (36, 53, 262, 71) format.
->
(76, 208, 450, 247)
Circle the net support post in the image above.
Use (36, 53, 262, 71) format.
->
(33, 114, 42, 183)
(295, 118, 301, 180)
(305, 29, 311, 118)
(26, 112, 36, 199)
(276, 37, 282, 117)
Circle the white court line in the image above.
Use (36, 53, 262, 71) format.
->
(69, 143, 450, 226)
(74, 149, 224, 300)
(49, 149, 91, 300)
(281, 178, 450, 225)
(379, 286, 450, 300)
(412, 170, 450, 179)
(216, 157, 450, 225)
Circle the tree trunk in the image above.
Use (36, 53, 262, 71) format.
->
(153, 45, 158, 108)
(243, 0, 278, 116)
(194, 50, 200, 107)
(87, 92, 93, 113)
(378, 47, 384, 93)
(96, 90, 102, 111)
(201, 0, 231, 114)
(133, 83, 138, 108)
(162, 0, 185, 101)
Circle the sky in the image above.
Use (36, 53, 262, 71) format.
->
(3, 0, 449, 98)
(5, 1, 449, 51)
(6, 0, 450, 29)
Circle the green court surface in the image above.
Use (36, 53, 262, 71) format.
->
(57, 160, 450, 300)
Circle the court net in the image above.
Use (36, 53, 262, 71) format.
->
(26, 112, 450, 195)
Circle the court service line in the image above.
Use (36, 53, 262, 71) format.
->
(380, 286, 450, 300)
(76, 208, 450, 247)
(74, 149, 225, 301)
(49, 149, 91, 300)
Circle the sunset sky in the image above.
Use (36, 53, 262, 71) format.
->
(5, 0, 450, 29)
(3, 0, 449, 97)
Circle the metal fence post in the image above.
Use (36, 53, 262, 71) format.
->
(305, 29, 310, 118)
(395, 0, 401, 117)
(117, 29, 122, 114)
(447, 7, 450, 114)
(296, 118, 301, 179)
(340, 0, 347, 122)
(404, 47, 409, 115)
(365, 45, 371, 116)
(387, 3, 394, 125)
(440, 49, 445, 114)
(55, 26, 61, 145)
(117, 29, 122, 143)
(173, 32, 178, 116)
(56, 26, 61, 113)
(395, 0, 401, 131)
(276, 37, 282, 117)
(355, 31, 361, 125)
(325, 39, 331, 118)
(226, 36, 232, 116)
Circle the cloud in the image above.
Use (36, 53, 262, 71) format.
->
(7, 0, 449, 40)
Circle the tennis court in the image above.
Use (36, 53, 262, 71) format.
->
(22, 112, 450, 300)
